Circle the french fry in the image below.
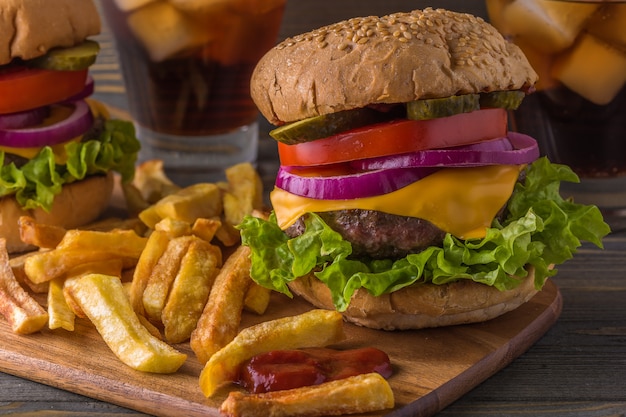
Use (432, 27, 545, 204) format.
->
(48, 277, 75, 331)
(139, 183, 223, 229)
(129, 230, 170, 316)
(198, 309, 345, 397)
(133, 159, 181, 203)
(251, 209, 270, 221)
(65, 259, 125, 280)
(62, 277, 86, 319)
(220, 373, 395, 417)
(18, 216, 66, 249)
(24, 250, 138, 284)
(66, 273, 187, 373)
(154, 217, 192, 237)
(223, 163, 264, 226)
(124, 275, 162, 340)
(56, 229, 147, 253)
(190, 245, 253, 364)
(9, 252, 49, 294)
(137, 311, 164, 340)
(243, 282, 271, 315)
(191, 217, 222, 242)
(0, 239, 48, 334)
(214, 219, 241, 247)
(59, 260, 125, 320)
(24, 230, 147, 284)
(161, 239, 222, 344)
(83, 216, 148, 236)
(142, 235, 195, 321)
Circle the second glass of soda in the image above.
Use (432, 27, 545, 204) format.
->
(101, 0, 286, 184)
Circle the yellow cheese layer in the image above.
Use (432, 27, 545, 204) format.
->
(270, 165, 523, 240)
(0, 138, 82, 164)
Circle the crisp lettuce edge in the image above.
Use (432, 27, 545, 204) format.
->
(239, 157, 611, 312)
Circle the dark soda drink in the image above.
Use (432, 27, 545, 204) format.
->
(486, 0, 626, 179)
(512, 84, 626, 178)
(101, 0, 286, 137)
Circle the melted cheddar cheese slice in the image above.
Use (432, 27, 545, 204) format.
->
(270, 165, 523, 240)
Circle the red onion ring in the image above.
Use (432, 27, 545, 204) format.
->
(276, 133, 540, 200)
(0, 100, 94, 148)
(275, 165, 439, 200)
(0, 107, 49, 130)
(351, 133, 539, 170)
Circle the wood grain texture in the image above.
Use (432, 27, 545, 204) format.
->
(438, 237, 626, 416)
(0, 282, 561, 417)
(2, 1, 625, 416)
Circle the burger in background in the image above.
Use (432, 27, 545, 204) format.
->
(0, 0, 141, 253)
(239, 8, 610, 330)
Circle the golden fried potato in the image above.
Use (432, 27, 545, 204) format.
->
(190, 245, 253, 364)
(62, 277, 87, 319)
(220, 373, 394, 417)
(47, 277, 75, 331)
(0, 239, 48, 334)
(222, 163, 263, 226)
(129, 230, 170, 316)
(162, 239, 222, 344)
(56, 229, 147, 253)
(67, 273, 187, 373)
(18, 216, 66, 249)
(191, 217, 222, 243)
(139, 183, 223, 229)
(133, 159, 181, 204)
(65, 259, 125, 280)
(243, 282, 271, 315)
(199, 309, 345, 397)
(214, 219, 241, 247)
(9, 252, 49, 294)
(142, 235, 195, 321)
(23, 229, 146, 284)
(83, 216, 147, 235)
(154, 217, 192, 237)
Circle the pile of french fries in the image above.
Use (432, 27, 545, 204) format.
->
(0, 160, 394, 416)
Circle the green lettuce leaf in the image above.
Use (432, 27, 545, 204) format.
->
(0, 119, 140, 211)
(239, 157, 611, 312)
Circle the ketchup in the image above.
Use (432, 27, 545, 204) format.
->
(237, 347, 392, 393)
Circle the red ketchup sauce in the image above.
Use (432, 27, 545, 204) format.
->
(237, 347, 392, 393)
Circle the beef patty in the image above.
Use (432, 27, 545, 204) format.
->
(284, 210, 447, 259)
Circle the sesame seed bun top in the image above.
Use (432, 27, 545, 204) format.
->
(250, 7, 538, 125)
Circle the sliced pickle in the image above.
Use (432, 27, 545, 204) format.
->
(479, 90, 525, 110)
(29, 40, 100, 71)
(406, 94, 480, 120)
(270, 107, 394, 145)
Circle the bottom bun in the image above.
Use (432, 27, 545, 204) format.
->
(1, 173, 115, 254)
(287, 268, 539, 330)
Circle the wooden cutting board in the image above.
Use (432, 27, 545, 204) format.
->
(0, 280, 561, 417)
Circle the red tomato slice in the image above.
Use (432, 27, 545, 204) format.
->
(277, 108, 508, 167)
(0, 66, 88, 114)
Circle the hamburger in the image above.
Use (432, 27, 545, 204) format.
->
(0, 0, 140, 253)
(239, 8, 610, 330)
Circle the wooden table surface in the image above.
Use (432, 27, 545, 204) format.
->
(2, 1, 625, 416)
